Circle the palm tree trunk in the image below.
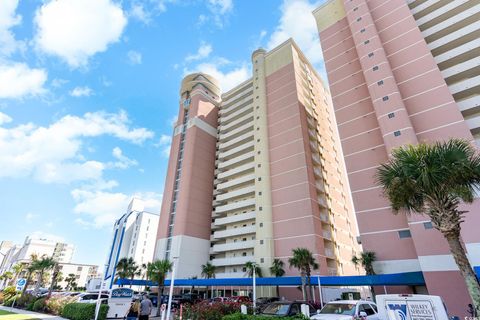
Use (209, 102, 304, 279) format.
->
(300, 274, 307, 301)
(445, 233, 480, 314)
(306, 273, 312, 302)
(21, 273, 31, 297)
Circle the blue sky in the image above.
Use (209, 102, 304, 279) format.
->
(0, 0, 326, 269)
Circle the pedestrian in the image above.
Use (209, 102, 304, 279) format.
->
(139, 295, 153, 320)
(126, 299, 140, 320)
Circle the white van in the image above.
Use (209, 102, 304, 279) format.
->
(376, 294, 450, 320)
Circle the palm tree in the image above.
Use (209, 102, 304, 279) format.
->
(288, 248, 318, 301)
(245, 261, 263, 278)
(148, 259, 172, 316)
(47, 262, 61, 299)
(64, 273, 77, 291)
(116, 257, 140, 287)
(21, 254, 40, 297)
(1, 271, 13, 286)
(377, 139, 480, 313)
(32, 256, 57, 293)
(270, 259, 285, 296)
(352, 252, 376, 299)
(11, 264, 25, 286)
(201, 262, 216, 279)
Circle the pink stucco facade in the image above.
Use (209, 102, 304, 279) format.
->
(315, 0, 478, 316)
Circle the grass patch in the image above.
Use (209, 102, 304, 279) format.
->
(0, 309, 40, 320)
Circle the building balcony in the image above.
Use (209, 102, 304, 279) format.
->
(457, 95, 480, 113)
(322, 230, 332, 240)
(428, 22, 480, 54)
(219, 121, 254, 142)
(220, 105, 254, 126)
(435, 39, 480, 68)
(217, 151, 255, 171)
(218, 131, 254, 151)
(220, 93, 254, 117)
(415, 0, 474, 27)
(213, 225, 256, 239)
(215, 211, 256, 226)
(214, 198, 256, 215)
(216, 186, 256, 202)
(216, 173, 255, 191)
(217, 162, 255, 181)
(325, 249, 335, 258)
(219, 113, 254, 133)
(320, 213, 329, 223)
(218, 141, 255, 161)
(211, 256, 254, 267)
(442, 56, 480, 83)
(449, 75, 480, 96)
(211, 240, 255, 253)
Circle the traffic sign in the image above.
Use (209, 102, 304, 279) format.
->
(16, 278, 26, 291)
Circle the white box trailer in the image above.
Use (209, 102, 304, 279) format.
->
(376, 294, 450, 320)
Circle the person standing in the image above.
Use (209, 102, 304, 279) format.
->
(126, 299, 140, 320)
(139, 295, 153, 320)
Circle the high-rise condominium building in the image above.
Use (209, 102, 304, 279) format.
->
(105, 198, 159, 288)
(313, 0, 479, 315)
(154, 39, 360, 282)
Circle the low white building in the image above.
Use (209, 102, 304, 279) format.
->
(57, 263, 99, 290)
(104, 198, 160, 288)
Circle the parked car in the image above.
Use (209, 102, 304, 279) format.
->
(229, 296, 251, 303)
(311, 300, 378, 320)
(77, 293, 109, 304)
(261, 301, 317, 317)
(376, 294, 450, 320)
(256, 297, 280, 312)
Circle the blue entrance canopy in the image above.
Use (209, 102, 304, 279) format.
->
(116, 271, 425, 287)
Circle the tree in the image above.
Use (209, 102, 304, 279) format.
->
(288, 248, 318, 301)
(352, 252, 376, 275)
(21, 254, 40, 297)
(270, 259, 285, 296)
(1, 271, 13, 286)
(47, 263, 61, 299)
(12, 264, 25, 285)
(245, 261, 263, 278)
(65, 273, 78, 291)
(377, 139, 480, 313)
(116, 257, 141, 288)
(201, 262, 216, 279)
(148, 259, 172, 316)
(32, 256, 56, 293)
(352, 251, 376, 298)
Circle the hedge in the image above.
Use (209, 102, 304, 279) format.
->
(33, 298, 47, 312)
(61, 303, 109, 320)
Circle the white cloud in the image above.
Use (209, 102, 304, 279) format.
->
(70, 86, 93, 97)
(25, 212, 39, 223)
(206, 0, 233, 28)
(112, 147, 138, 169)
(0, 112, 12, 125)
(185, 60, 249, 92)
(0, 110, 153, 184)
(51, 78, 69, 88)
(71, 189, 161, 228)
(0, 63, 47, 99)
(34, 0, 127, 68)
(0, 0, 25, 57)
(267, 0, 324, 66)
(130, 3, 151, 24)
(155, 134, 172, 158)
(185, 42, 212, 62)
(30, 231, 66, 243)
(127, 50, 142, 65)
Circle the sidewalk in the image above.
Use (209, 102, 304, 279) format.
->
(0, 306, 67, 320)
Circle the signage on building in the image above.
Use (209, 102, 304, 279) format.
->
(110, 288, 133, 299)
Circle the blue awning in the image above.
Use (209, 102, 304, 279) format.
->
(116, 271, 425, 287)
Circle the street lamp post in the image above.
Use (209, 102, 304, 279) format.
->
(165, 257, 178, 320)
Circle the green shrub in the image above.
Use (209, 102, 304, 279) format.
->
(2, 286, 17, 301)
(3, 294, 20, 306)
(16, 293, 37, 308)
(45, 296, 77, 315)
(61, 303, 109, 320)
(33, 298, 47, 312)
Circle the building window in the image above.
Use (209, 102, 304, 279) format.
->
(259, 206, 263, 211)
(243, 267, 247, 272)
(394, 130, 401, 137)
(258, 177, 262, 181)
(356, 17, 362, 22)
(353, 7, 358, 11)
(259, 223, 263, 227)
(368, 52, 374, 58)
(382, 96, 389, 101)
(388, 112, 395, 119)
(258, 191, 262, 196)
(242, 252, 247, 256)
(260, 258, 264, 263)
(424, 222, 433, 229)
(260, 240, 264, 244)
(373, 66, 379, 71)
(377, 80, 384, 86)
(364, 40, 370, 45)
(360, 28, 365, 33)
(398, 230, 411, 238)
